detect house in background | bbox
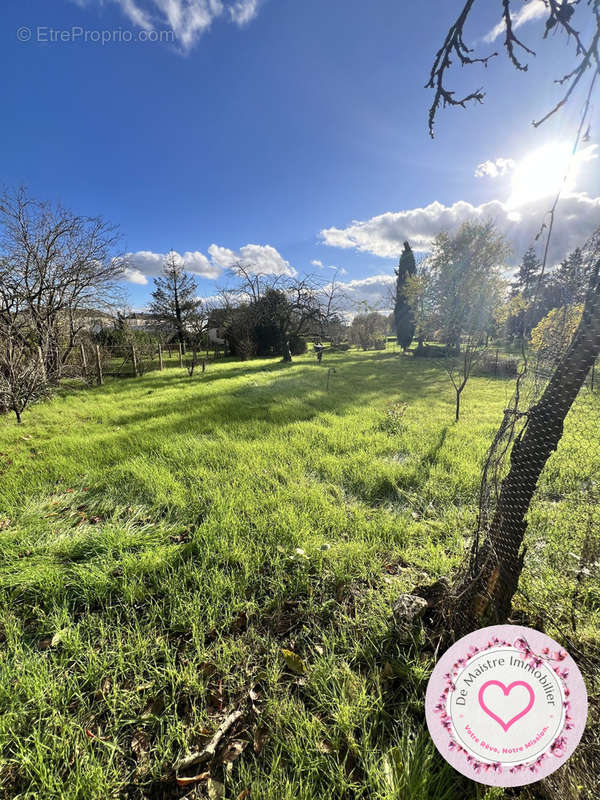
[124,312,163,334]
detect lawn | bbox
[0,349,598,800]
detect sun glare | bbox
[507,141,592,209]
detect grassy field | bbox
[0,349,598,800]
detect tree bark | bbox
[452,255,600,636]
[282,339,292,362]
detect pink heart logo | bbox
[478,680,535,732]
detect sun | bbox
[507,141,590,209]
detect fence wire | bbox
[454,229,600,799]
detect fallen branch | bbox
[174,709,243,772]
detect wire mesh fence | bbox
[445,229,600,798]
[55,340,228,383]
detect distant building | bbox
[124,313,163,333]
[207,309,228,345]
[75,309,116,334]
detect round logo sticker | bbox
[425,625,588,786]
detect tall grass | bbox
[0,350,596,799]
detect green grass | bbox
[0,349,598,799]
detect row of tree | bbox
[390,221,595,420]
[148,259,345,362]
[393,223,593,359]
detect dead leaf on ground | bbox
[253,727,269,754]
[142,697,165,718]
[316,741,334,754]
[232,611,248,632]
[207,679,224,714]
[281,649,306,675]
[221,739,247,764]
[175,771,210,786]
[237,790,251,800]
[131,730,149,759]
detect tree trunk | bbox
[14,407,22,424]
[282,339,292,362]
[452,256,600,636]
[455,389,461,422]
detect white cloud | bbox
[333,274,396,315]
[122,243,294,284]
[196,293,222,306]
[484,0,546,43]
[123,249,220,283]
[321,193,600,267]
[475,157,516,178]
[311,258,347,275]
[74,0,261,49]
[208,243,296,276]
[229,0,260,25]
[123,267,150,285]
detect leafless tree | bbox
[318,272,347,339]
[0,187,125,381]
[222,266,334,362]
[428,0,600,136]
[0,280,48,423]
[444,332,488,422]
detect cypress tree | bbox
[394,241,417,349]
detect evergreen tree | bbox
[394,241,417,349]
[507,247,543,341]
[553,247,588,305]
[149,252,200,352]
[513,246,541,298]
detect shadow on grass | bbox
[56,354,454,462]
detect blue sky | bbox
[3,0,599,312]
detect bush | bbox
[330,342,351,351]
[413,344,449,358]
[290,335,307,356]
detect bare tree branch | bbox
[428,0,600,136]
